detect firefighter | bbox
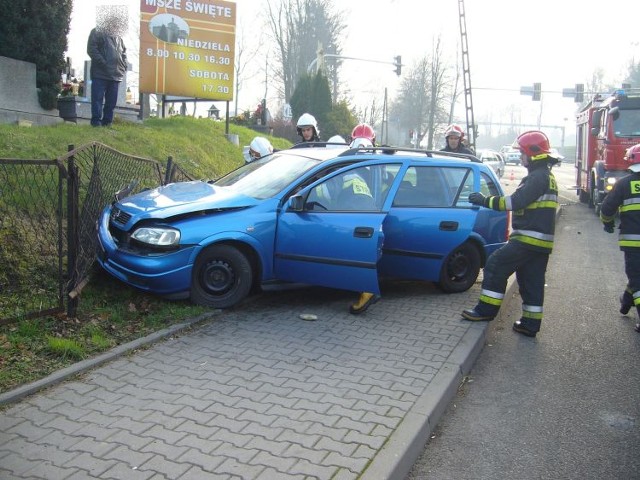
[461,130,559,338]
[600,143,640,333]
[243,136,273,163]
[441,124,474,155]
[346,124,381,314]
[351,123,376,145]
[296,113,321,143]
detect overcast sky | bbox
[67,0,640,145]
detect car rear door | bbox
[273,162,396,294]
[378,164,478,281]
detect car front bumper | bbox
[96,207,194,297]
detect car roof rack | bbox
[289,141,347,149]
[337,146,481,163]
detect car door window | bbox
[393,166,462,207]
[305,164,395,212]
[455,169,501,206]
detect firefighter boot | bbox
[349,292,380,315]
[620,290,633,315]
[512,318,541,338]
[635,306,640,333]
[461,305,497,322]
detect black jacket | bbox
[485,161,558,252]
[87,28,127,82]
[601,171,640,250]
[440,144,474,155]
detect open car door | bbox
[273,164,388,294]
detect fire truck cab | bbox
[575,89,640,214]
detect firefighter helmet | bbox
[515,130,552,160]
[351,123,376,143]
[327,135,346,148]
[350,137,374,149]
[625,143,640,172]
[296,113,319,137]
[249,136,273,157]
[444,124,464,139]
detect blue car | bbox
[96,145,509,308]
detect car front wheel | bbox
[191,244,253,308]
[437,242,481,293]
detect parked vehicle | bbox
[96,145,509,308]
[476,149,505,178]
[575,89,640,214]
[504,149,521,165]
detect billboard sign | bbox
[139,0,236,101]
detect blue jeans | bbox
[91,78,120,126]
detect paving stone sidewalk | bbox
[0,278,513,480]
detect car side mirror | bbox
[288,194,304,212]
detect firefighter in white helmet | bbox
[243,136,273,163]
[296,113,320,143]
[601,143,640,333]
[441,124,474,155]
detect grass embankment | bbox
[0,116,291,394]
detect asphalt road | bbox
[406,165,640,479]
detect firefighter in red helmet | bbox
[351,123,376,145]
[441,124,474,155]
[600,143,640,333]
[461,130,559,337]
[348,122,380,314]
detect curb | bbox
[0,311,219,406]
[368,203,562,479]
[361,275,518,480]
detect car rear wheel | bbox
[191,244,253,308]
[437,242,481,293]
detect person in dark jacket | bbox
[87,7,128,127]
[440,124,474,155]
[461,130,559,337]
[600,143,640,333]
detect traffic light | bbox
[394,55,402,76]
[533,82,541,101]
[575,83,584,103]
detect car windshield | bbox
[213,152,320,199]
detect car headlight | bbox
[131,227,181,246]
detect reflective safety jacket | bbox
[484,163,558,252]
[600,171,640,251]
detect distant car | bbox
[96,144,509,308]
[504,149,521,165]
[477,149,505,178]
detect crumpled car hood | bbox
[118,181,258,219]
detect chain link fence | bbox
[0,142,195,324]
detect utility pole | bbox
[457,0,477,151]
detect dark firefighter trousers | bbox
[477,241,550,331]
[623,249,640,315]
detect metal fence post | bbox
[165,156,173,185]
[66,144,79,317]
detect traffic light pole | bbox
[307,54,402,76]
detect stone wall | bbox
[0,56,62,126]
[0,56,140,126]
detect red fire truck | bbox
[575,89,640,214]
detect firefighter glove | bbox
[603,221,615,234]
[468,192,488,207]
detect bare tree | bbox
[390,38,454,148]
[234,25,262,115]
[264,0,344,102]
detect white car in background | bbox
[476,149,505,178]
